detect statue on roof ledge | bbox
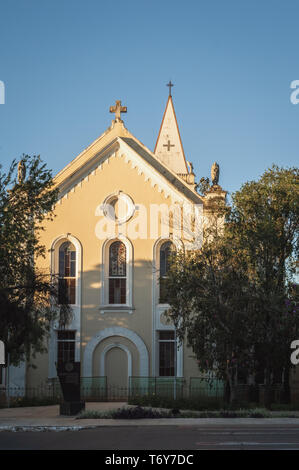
[211,162,220,186]
[17,159,26,184]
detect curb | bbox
[2,417,299,431]
[0,425,97,432]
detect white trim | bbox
[99,308,134,315]
[154,237,183,308]
[101,236,133,310]
[48,234,82,378]
[100,343,132,380]
[152,237,184,376]
[83,327,149,377]
[56,140,119,201]
[155,330,183,378]
[55,137,203,209]
[176,341,183,377]
[102,191,135,225]
[118,139,201,205]
[50,233,82,307]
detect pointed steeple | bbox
[154,83,188,174]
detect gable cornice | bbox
[54,136,204,209]
[56,138,120,199]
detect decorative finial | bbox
[187,161,194,174]
[109,100,127,122]
[166,80,174,97]
[211,162,220,186]
[17,159,26,184]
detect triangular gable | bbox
[120,137,202,204]
[53,122,203,206]
[154,95,188,174]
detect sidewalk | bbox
[1,403,299,431]
[0,402,125,431]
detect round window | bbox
[102,192,135,224]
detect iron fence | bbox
[129,376,185,399]
[0,382,62,407]
[189,376,225,399]
[107,385,129,401]
[1,377,298,406]
[80,377,107,401]
[0,377,108,405]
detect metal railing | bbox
[189,376,225,399]
[1,377,298,406]
[129,376,185,399]
[80,377,107,401]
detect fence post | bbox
[6,354,10,408]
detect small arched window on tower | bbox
[58,241,76,305]
[109,241,127,304]
[159,241,175,304]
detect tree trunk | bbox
[226,369,235,405]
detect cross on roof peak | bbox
[109,100,127,122]
[166,80,174,97]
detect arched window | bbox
[159,241,175,304]
[109,241,127,304]
[58,241,76,305]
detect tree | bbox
[165,230,258,403]
[196,177,211,196]
[227,165,299,399]
[0,155,72,366]
[165,165,299,403]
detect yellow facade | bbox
[24,97,226,394]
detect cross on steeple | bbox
[109,100,127,122]
[154,82,189,173]
[163,139,175,151]
[166,80,174,96]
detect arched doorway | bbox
[105,346,128,400]
[83,327,149,401]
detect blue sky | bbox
[0,0,298,196]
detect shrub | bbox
[78,406,173,419]
[77,406,272,419]
[111,406,172,419]
[270,403,299,411]
[128,395,224,411]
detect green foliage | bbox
[226,166,299,387]
[165,165,299,401]
[77,406,272,419]
[78,406,174,419]
[0,155,72,366]
[128,395,224,410]
[196,177,211,196]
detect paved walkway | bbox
[1,403,299,431]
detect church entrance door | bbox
[105,346,128,400]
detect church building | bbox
[8,86,227,397]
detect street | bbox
[1,424,299,450]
